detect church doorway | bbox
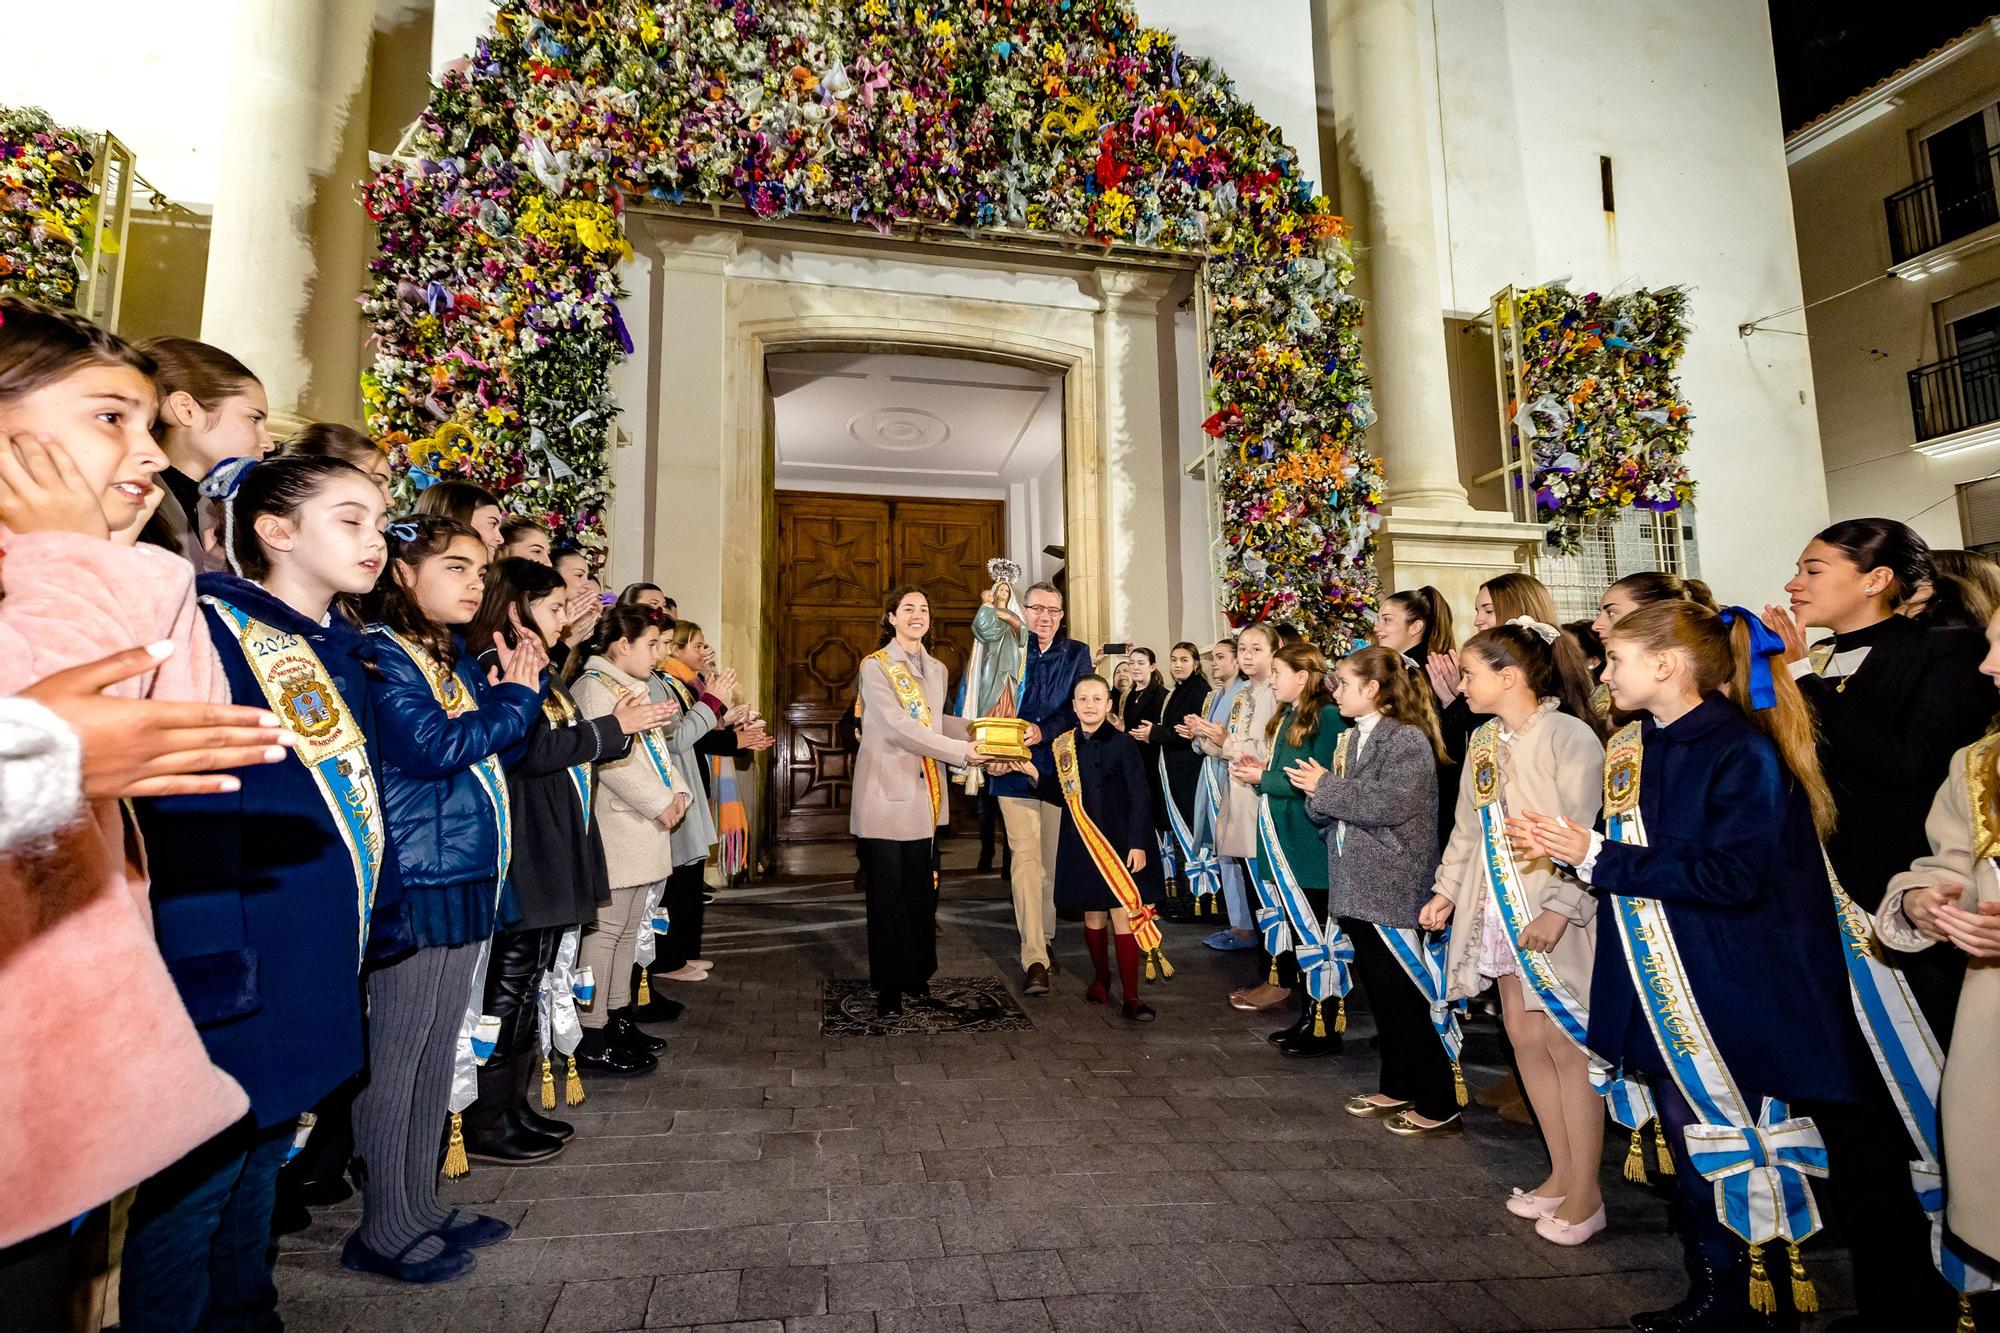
[764,350,1067,847]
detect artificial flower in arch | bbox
[363,0,1382,644]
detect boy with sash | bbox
[1023,675,1168,1021]
[1515,602,1872,1325]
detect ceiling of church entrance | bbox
[767,351,1063,497]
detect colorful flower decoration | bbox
[364,0,1382,645]
[1506,283,1695,553]
[0,106,98,309]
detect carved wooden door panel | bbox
[774,493,1005,842]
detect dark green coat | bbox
[1256,704,1347,889]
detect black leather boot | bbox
[576,1025,656,1077]
[1266,988,1312,1045]
[610,1010,667,1054]
[511,1027,573,1143]
[1277,998,1343,1058]
[460,1055,564,1163]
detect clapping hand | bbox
[1506,811,1591,866]
[1759,604,1809,664]
[488,611,550,689]
[1284,757,1327,793]
[1228,755,1265,786]
[1130,721,1153,742]
[1909,884,2000,958]
[1426,650,1461,706]
[611,693,678,735]
[708,666,739,702]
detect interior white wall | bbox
[1418,0,1826,605]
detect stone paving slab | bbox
[275,872,1860,1331]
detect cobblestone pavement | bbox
[274,871,1861,1331]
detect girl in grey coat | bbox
[1287,647,1459,1135]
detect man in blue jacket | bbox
[988,580,1092,994]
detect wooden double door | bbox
[773,491,1005,841]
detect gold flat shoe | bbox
[1384,1111,1463,1138]
[1345,1096,1411,1120]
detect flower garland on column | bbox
[363,0,1381,645]
[1510,283,1695,553]
[0,106,98,309]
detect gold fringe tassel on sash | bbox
[566,1060,586,1106]
[1960,1295,1978,1333]
[638,970,652,1006]
[1451,1063,1468,1108]
[1747,1243,1775,1314]
[1334,998,1347,1034]
[1623,1130,1648,1184]
[1786,1242,1819,1313]
[443,1113,470,1179]
[1311,1000,1326,1038]
[541,1056,556,1110]
[1653,1121,1676,1176]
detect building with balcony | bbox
[1790,16,2000,551]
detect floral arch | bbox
[363,0,1381,643]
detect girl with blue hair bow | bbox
[1512,600,1871,1329]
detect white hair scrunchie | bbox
[1507,615,1561,645]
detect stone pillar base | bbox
[1376,509,1548,629]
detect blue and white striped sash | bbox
[1254,794,1352,1004]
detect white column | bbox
[1091,267,1178,648]
[1322,0,1464,513]
[199,0,375,425]
[430,0,497,73]
[637,220,741,637]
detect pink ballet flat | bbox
[1505,1188,1563,1220]
[1534,1205,1607,1246]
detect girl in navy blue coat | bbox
[1512,601,1870,1329]
[348,514,546,1284]
[120,455,406,1330]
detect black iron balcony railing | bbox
[1910,348,2000,441]
[1886,145,2000,264]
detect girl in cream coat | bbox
[1877,736,2000,1266]
[569,608,689,1074]
[1419,622,1608,1244]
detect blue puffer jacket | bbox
[367,627,544,948]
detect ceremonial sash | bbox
[208,597,382,965]
[1375,925,1468,1106]
[542,688,593,830]
[1832,741,1998,1319]
[865,649,943,827]
[374,628,513,888]
[1186,685,1230,916]
[1054,731,1173,980]
[1602,721,1828,1314]
[1254,781,1351,1032]
[538,926,588,1108]
[1469,721,1662,1174]
[1160,750,1220,906]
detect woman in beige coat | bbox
[852,586,989,1018]
[1190,623,1284,1010]
[1418,622,1608,1241]
[1877,735,2000,1267]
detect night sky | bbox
[1770,1,1999,132]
